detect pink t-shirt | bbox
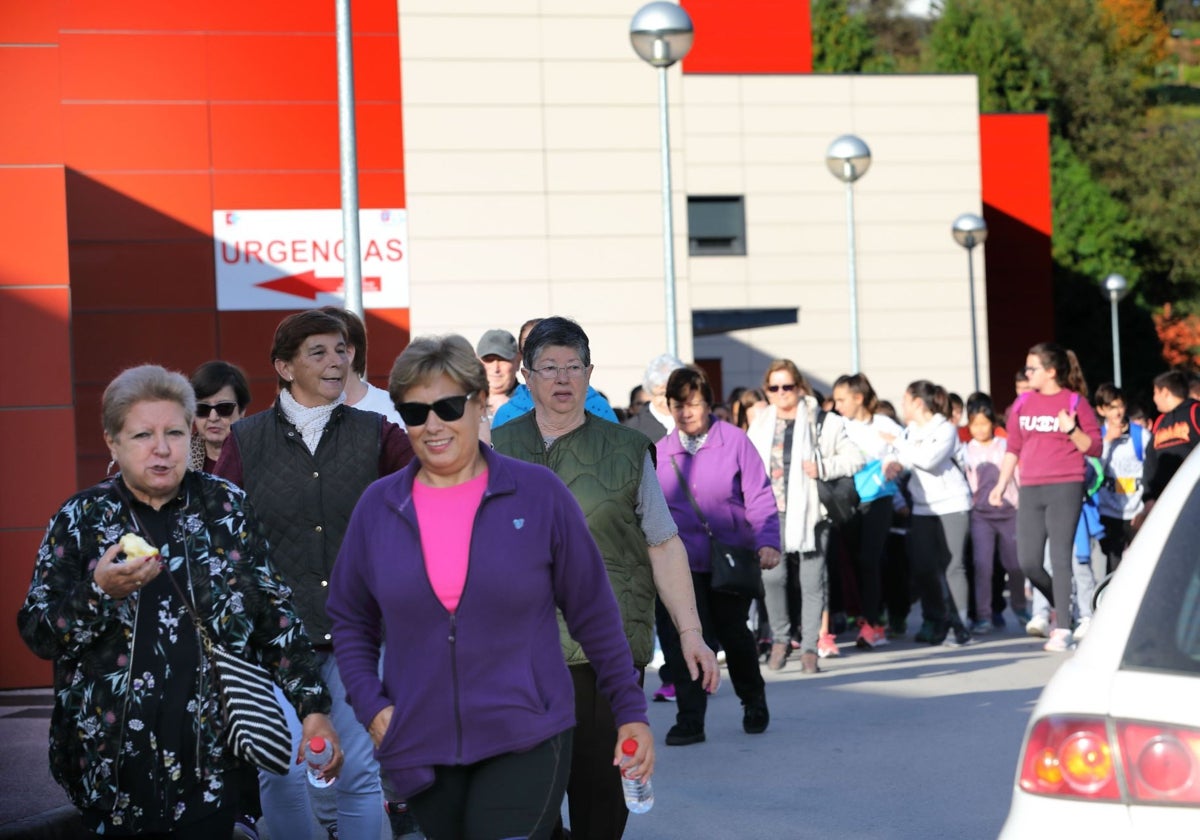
[1006,390,1102,486]
[412,470,488,613]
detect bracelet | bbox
[1065,423,1078,435]
[679,627,702,637]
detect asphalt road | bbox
[626,632,1064,840]
[2,628,1064,840]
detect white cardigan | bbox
[747,396,864,553]
[891,414,972,516]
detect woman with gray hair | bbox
[19,364,338,838]
[624,352,686,444]
[327,334,649,840]
[494,317,718,840]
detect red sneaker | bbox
[817,633,840,658]
[855,620,890,649]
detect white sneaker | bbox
[1073,617,1091,641]
[1026,614,1051,638]
[1044,628,1073,652]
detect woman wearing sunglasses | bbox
[188,360,251,472]
[747,359,863,673]
[327,334,650,840]
[214,309,413,840]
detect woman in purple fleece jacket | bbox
[326,335,649,840]
[654,367,781,747]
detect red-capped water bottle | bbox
[619,738,653,813]
[306,736,334,788]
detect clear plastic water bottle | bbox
[306,736,334,788]
[620,738,654,814]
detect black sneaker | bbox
[742,702,769,735]
[944,623,973,648]
[665,722,706,746]
[914,620,938,643]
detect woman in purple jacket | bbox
[326,334,650,840]
[654,367,781,747]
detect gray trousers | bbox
[762,547,826,654]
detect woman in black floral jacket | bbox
[18,364,339,839]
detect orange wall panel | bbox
[66,171,214,241]
[0,288,73,407]
[62,104,212,171]
[682,0,812,74]
[0,3,59,43]
[0,47,65,163]
[980,113,1052,236]
[0,530,55,689]
[72,310,218,384]
[60,0,206,32]
[209,103,341,170]
[59,33,207,102]
[0,168,70,286]
[206,34,401,102]
[0,409,79,528]
[205,0,397,34]
[70,241,216,311]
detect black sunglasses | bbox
[196,401,238,418]
[766,384,797,393]
[396,392,476,427]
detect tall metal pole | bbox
[1110,292,1123,388]
[656,62,678,359]
[335,0,363,317]
[844,166,859,373]
[966,247,980,393]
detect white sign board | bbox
[213,209,408,310]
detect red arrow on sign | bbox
[256,271,382,300]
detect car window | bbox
[1121,478,1200,676]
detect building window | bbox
[687,196,746,256]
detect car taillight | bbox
[1118,722,1200,804]
[1019,717,1120,800]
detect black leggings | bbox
[408,730,572,840]
[1017,482,1084,626]
[842,497,893,626]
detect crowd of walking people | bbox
[18,306,1200,840]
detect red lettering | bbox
[334,240,345,262]
[244,241,263,263]
[266,240,287,262]
[220,242,241,264]
[313,240,329,261]
[364,240,383,261]
[386,239,403,261]
[291,240,308,263]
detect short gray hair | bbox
[389,334,488,407]
[522,317,591,371]
[643,353,686,391]
[102,365,196,438]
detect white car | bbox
[1000,447,1200,837]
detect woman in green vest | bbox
[493,316,719,840]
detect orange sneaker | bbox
[855,620,890,649]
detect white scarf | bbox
[279,388,345,455]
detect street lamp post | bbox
[952,213,988,394]
[825,135,872,373]
[1103,273,1129,387]
[630,2,694,359]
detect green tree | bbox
[925,0,1045,112]
[812,0,875,72]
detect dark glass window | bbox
[688,196,746,256]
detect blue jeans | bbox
[259,652,383,840]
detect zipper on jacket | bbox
[449,613,463,762]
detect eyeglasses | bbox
[395,392,476,427]
[766,384,797,393]
[196,401,238,418]
[528,364,588,381]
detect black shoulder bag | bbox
[670,457,761,598]
[813,409,861,527]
